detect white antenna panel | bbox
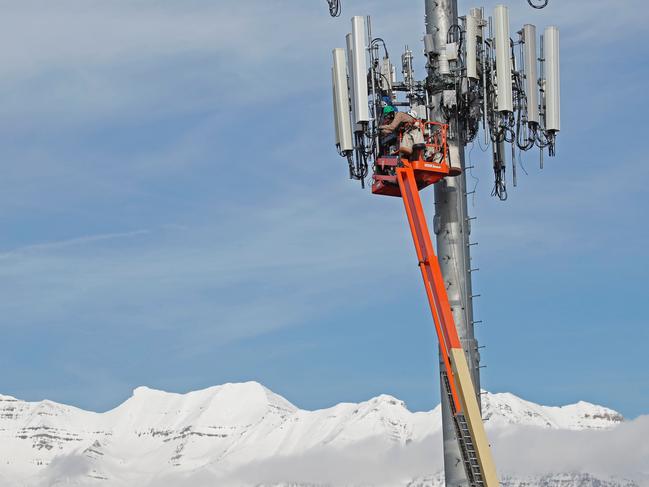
[465,14,478,79]
[522,24,539,124]
[332,48,354,152]
[469,7,483,19]
[544,26,560,132]
[351,16,370,125]
[345,33,359,131]
[494,5,513,112]
[438,45,450,75]
[380,57,393,91]
[331,68,340,146]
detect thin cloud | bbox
[0,229,149,259]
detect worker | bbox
[379,108,425,160]
[380,103,397,126]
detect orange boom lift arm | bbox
[371,121,499,487]
[397,165,498,487]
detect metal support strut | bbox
[396,166,499,487]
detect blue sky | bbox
[0,0,647,418]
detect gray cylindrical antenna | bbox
[345,33,359,132]
[438,45,450,75]
[469,7,483,20]
[380,57,393,91]
[544,26,560,132]
[332,48,354,152]
[465,14,479,79]
[494,4,513,112]
[522,24,539,124]
[402,47,414,91]
[351,16,370,125]
[331,68,340,147]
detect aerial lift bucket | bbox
[372,122,451,197]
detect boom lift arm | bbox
[397,164,498,487]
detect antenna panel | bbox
[380,57,393,91]
[351,16,370,124]
[345,33,360,131]
[331,68,340,146]
[466,14,478,79]
[332,48,354,152]
[522,24,539,124]
[494,4,513,112]
[544,26,560,131]
[438,45,450,75]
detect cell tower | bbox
[330,2,560,487]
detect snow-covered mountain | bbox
[481,391,624,430]
[0,382,643,487]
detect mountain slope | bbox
[482,391,624,430]
[0,382,642,487]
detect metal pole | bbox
[425,1,481,486]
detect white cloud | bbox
[140,417,649,486]
[491,417,649,485]
[0,181,415,351]
[0,230,149,259]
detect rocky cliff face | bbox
[0,383,642,487]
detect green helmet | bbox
[383,105,396,115]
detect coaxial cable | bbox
[326,0,341,17]
[527,0,548,9]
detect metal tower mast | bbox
[425,2,481,486]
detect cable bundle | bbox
[327,0,341,17]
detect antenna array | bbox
[331,5,561,199]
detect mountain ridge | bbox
[0,381,641,487]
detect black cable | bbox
[327,0,341,17]
[350,132,369,187]
[527,0,548,8]
[371,38,389,58]
[346,153,354,179]
[491,167,507,201]
[517,147,529,176]
[447,24,463,46]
